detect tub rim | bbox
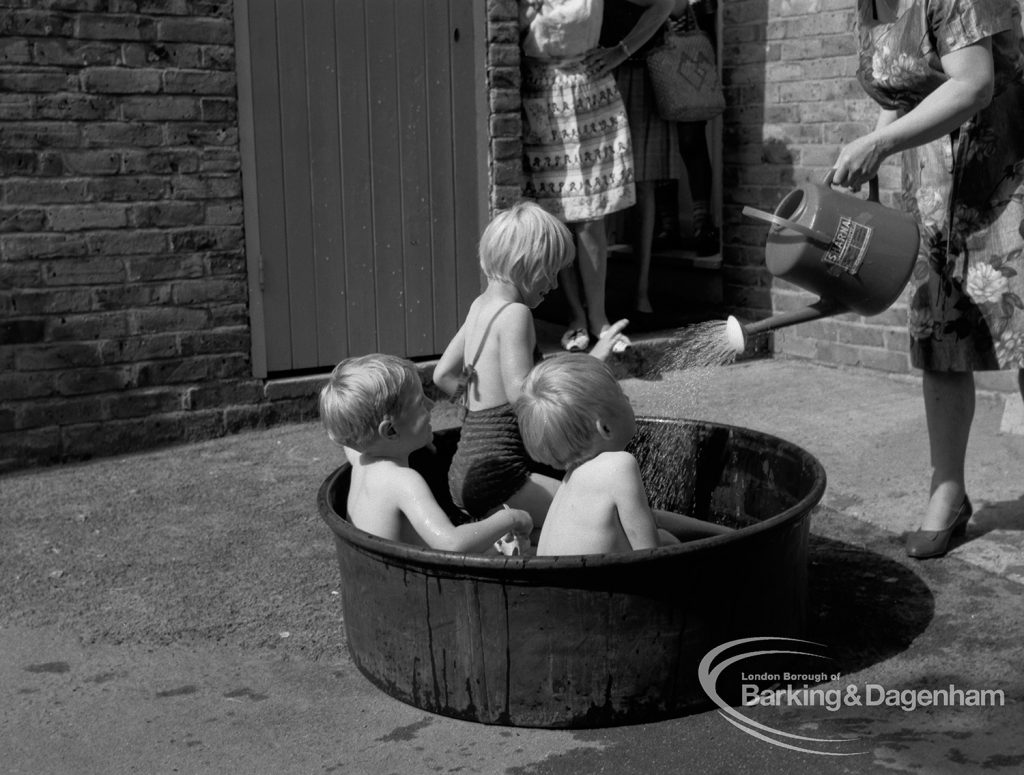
[317,416,826,573]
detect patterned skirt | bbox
[521,56,636,222]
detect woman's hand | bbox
[583,44,629,79]
[831,132,889,192]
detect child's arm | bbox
[653,509,734,539]
[605,452,661,551]
[433,323,468,397]
[497,304,540,403]
[397,469,533,552]
[589,318,630,361]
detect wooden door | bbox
[236,0,487,376]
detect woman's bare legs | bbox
[633,181,657,314]
[558,261,588,337]
[572,218,612,334]
[921,369,975,530]
[559,218,611,341]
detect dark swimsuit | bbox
[447,304,536,519]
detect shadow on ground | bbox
[807,532,933,674]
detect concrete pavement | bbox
[2,355,1023,774]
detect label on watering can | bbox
[822,216,872,275]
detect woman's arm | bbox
[432,323,468,397]
[832,39,995,189]
[585,0,675,78]
[399,472,533,552]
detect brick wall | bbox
[720,0,914,374]
[0,1,529,473]
[6,1,1006,472]
[486,0,523,213]
[0,0,315,472]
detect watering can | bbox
[726,171,920,352]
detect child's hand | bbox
[494,508,534,556]
[506,508,534,535]
[591,318,631,360]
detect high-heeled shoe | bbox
[905,495,973,559]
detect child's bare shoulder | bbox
[357,459,423,497]
[579,450,639,478]
[373,460,425,487]
[494,300,532,327]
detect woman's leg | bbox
[676,121,718,256]
[573,218,612,334]
[633,181,657,314]
[558,261,588,336]
[920,369,975,530]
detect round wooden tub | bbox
[317,418,826,728]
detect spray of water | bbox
[627,319,745,523]
[650,319,742,373]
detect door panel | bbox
[237,0,486,375]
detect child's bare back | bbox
[537,450,662,555]
[346,453,437,547]
[456,295,536,410]
[517,354,734,557]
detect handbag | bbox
[644,7,725,123]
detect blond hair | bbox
[319,354,420,450]
[479,201,574,296]
[516,354,625,470]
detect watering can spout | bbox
[726,299,842,353]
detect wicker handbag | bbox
[644,9,725,122]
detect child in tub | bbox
[515,354,733,555]
[433,201,630,526]
[319,353,533,553]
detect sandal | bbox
[561,327,590,352]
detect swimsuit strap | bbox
[452,302,516,406]
[467,301,515,369]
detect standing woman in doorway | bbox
[832,0,1024,558]
[519,0,674,352]
[601,0,682,323]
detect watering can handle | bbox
[824,169,880,202]
[741,206,833,245]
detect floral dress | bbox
[857,0,1024,370]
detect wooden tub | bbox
[317,418,826,728]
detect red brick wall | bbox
[721,0,912,373]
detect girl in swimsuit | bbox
[433,201,630,525]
